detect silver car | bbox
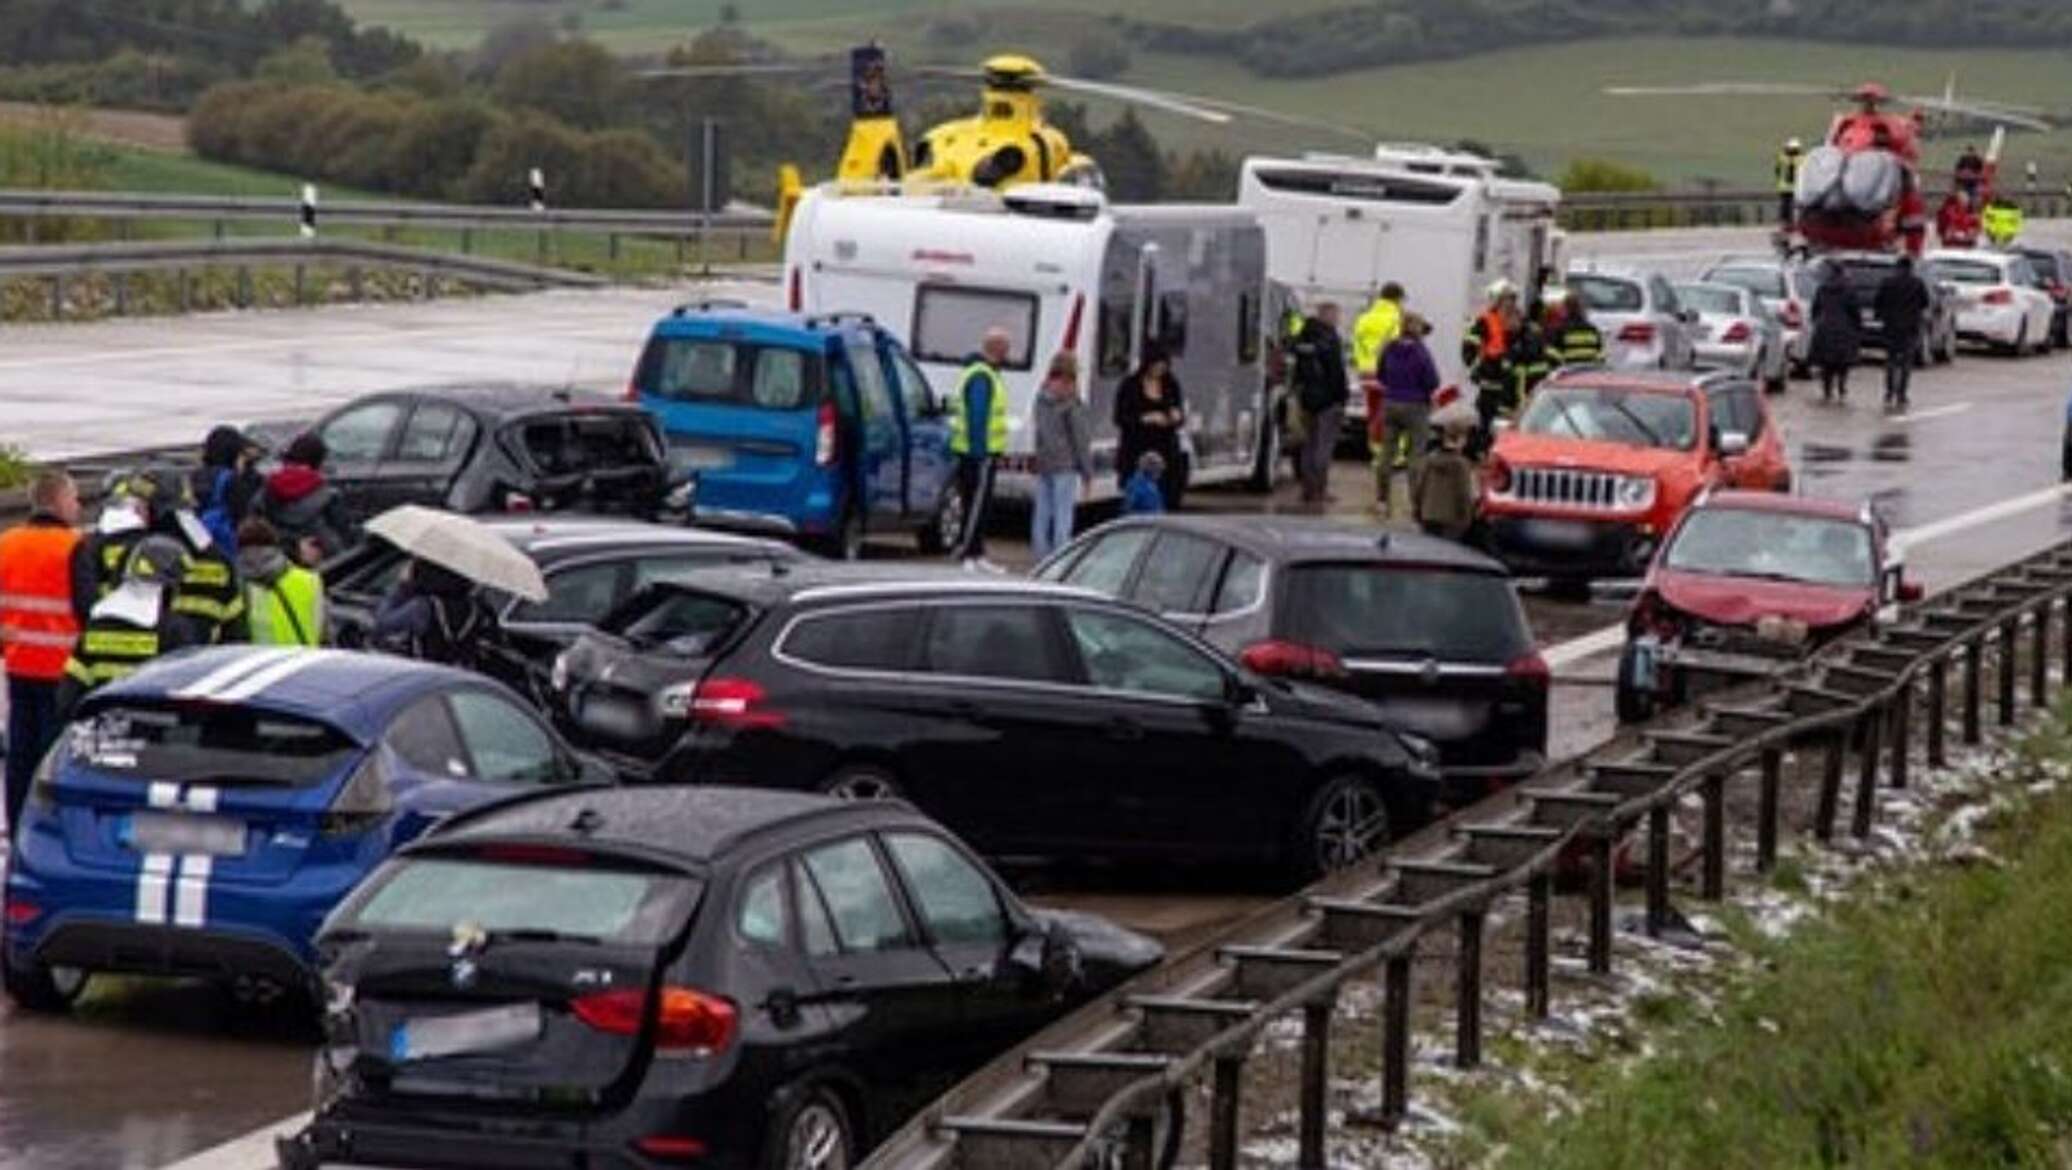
[1566,265,1697,371]
[1676,281,1789,393]
[1699,255,1818,377]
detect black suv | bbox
[283,786,1161,1170]
[327,516,798,706]
[1036,516,1547,806]
[287,383,676,523]
[552,566,1440,879]
[1824,252,1957,366]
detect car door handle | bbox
[1105,717,1144,742]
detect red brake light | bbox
[1486,457,1512,494]
[574,987,736,1055]
[474,843,591,866]
[1616,322,1656,344]
[1061,292,1085,353]
[685,676,786,729]
[4,901,40,926]
[633,1135,711,1163]
[504,491,535,513]
[1720,321,1752,343]
[1506,651,1551,687]
[1780,302,1803,329]
[1632,591,1683,639]
[787,266,802,312]
[815,401,838,467]
[625,376,641,403]
[1984,288,2014,305]
[1239,640,1347,680]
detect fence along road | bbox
[852,537,2072,1170]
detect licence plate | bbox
[391,1002,542,1063]
[123,812,247,856]
[1521,519,1595,550]
[578,695,645,739]
[672,444,734,472]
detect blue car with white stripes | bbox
[2,646,606,1012]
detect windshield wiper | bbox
[1606,400,1667,447]
[1542,393,1588,440]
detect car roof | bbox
[1541,366,1726,395]
[1695,490,1867,524]
[377,382,648,421]
[649,302,881,345]
[1087,514,1507,573]
[85,647,486,739]
[1928,248,2015,267]
[1568,264,1649,283]
[653,561,1106,607]
[428,784,938,866]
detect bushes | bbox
[188,82,686,207]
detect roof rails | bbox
[803,310,878,330]
[672,297,752,316]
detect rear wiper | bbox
[479,927,606,949]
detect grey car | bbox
[1566,265,1698,371]
[1699,255,1819,378]
[1676,281,1789,393]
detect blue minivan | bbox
[630,303,958,559]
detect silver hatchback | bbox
[1676,281,1789,393]
[1566,266,1698,371]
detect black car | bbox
[552,566,1440,879]
[283,785,1162,1170]
[1035,516,1547,806]
[287,383,676,523]
[326,516,800,705]
[2012,245,2072,348]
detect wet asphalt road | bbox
[5,226,2072,1169]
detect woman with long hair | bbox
[1113,344,1187,510]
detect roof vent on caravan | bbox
[1002,183,1106,221]
[1370,142,1500,179]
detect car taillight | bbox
[1984,288,2014,305]
[659,676,786,729]
[320,750,394,838]
[787,266,802,311]
[1617,322,1656,344]
[624,377,641,403]
[815,401,838,467]
[633,1135,710,1164]
[504,491,535,513]
[1506,651,1551,687]
[1720,321,1752,343]
[1780,302,1803,329]
[1239,640,1347,680]
[4,901,40,926]
[572,987,736,1056]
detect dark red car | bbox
[1615,491,1922,721]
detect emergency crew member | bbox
[1551,290,1605,365]
[1775,138,1803,228]
[57,536,196,718]
[951,327,1013,570]
[72,466,244,645]
[1955,145,1986,205]
[1353,283,1407,485]
[237,519,325,647]
[1,470,81,839]
[1982,198,2024,247]
[1462,281,1520,454]
[1507,313,1560,409]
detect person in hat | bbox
[237,518,326,648]
[190,424,264,557]
[70,465,244,646]
[1122,450,1167,515]
[256,433,358,563]
[57,535,201,718]
[1411,406,1482,543]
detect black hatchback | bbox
[282,786,1160,1170]
[551,566,1441,879]
[1035,516,1547,808]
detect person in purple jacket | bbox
[1375,313,1441,517]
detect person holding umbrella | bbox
[360,505,548,673]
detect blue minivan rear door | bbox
[844,338,906,522]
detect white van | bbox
[782,182,1275,501]
[1238,145,1563,429]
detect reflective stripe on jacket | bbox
[949,361,1010,457]
[1775,151,1800,193]
[0,519,82,679]
[1553,322,1605,365]
[62,622,161,691]
[246,567,325,647]
[174,551,244,640]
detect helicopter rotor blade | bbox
[634,62,823,80]
[1603,82,1840,98]
[1899,95,2053,132]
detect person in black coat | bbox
[1113,344,1188,510]
[1809,263,1861,404]
[1872,256,1930,411]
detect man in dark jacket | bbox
[189,425,263,555]
[257,434,358,560]
[1873,257,1930,411]
[1291,302,1349,505]
[71,466,244,646]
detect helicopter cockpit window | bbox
[912,286,1038,372]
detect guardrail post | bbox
[1209,1053,1243,1170]
[213,218,225,240]
[2032,603,2050,707]
[1455,910,1483,1069]
[1963,637,1983,745]
[609,232,621,263]
[1815,731,1845,841]
[537,229,548,264]
[1381,950,1413,1131]
[1645,805,1671,937]
[676,234,687,267]
[1851,707,1883,840]
[1757,748,1782,872]
[1701,772,1726,900]
[1525,871,1551,1019]
[113,272,129,317]
[294,264,306,307]
[48,274,62,320]
[236,265,251,309]
[460,228,474,255]
[1928,657,1948,767]
[348,266,363,302]
[1588,832,1614,975]
[1890,680,1912,789]
[177,269,191,314]
[1300,997,1334,1164]
[1998,618,2018,726]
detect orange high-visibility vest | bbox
[0,521,82,680]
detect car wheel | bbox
[917,484,964,556]
[2007,320,2029,358]
[1292,774,1392,880]
[764,1084,854,1170]
[818,507,864,562]
[821,766,900,802]
[1614,643,1656,725]
[2,951,87,1014]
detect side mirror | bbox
[1225,676,1260,709]
[1718,430,1750,457]
[1008,919,1082,1001]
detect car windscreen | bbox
[1937,259,2003,286]
[66,702,359,786]
[1285,565,1532,662]
[1570,275,1644,312]
[1677,285,1743,315]
[635,337,826,410]
[1664,509,1876,588]
[2021,252,2062,281]
[1705,266,1786,299]
[509,413,662,475]
[339,855,701,947]
[604,585,753,655]
[1518,387,1696,450]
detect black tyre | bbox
[2006,320,2029,358]
[1290,774,1392,881]
[1246,406,1282,493]
[1614,643,1656,725]
[2,950,87,1014]
[816,507,864,562]
[762,1083,854,1170]
[820,765,900,802]
[916,484,964,556]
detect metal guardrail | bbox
[1559,186,2072,232]
[857,538,2072,1170]
[0,188,772,236]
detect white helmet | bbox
[1786,137,1804,152]
[1486,277,1518,302]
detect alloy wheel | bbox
[786,1102,849,1170]
[1313,782,1389,872]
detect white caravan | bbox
[782,182,1274,501]
[1238,145,1564,425]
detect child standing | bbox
[1123,450,1167,515]
[1411,410,1480,542]
[1030,352,1093,559]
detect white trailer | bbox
[782,182,1274,501]
[1238,145,1563,424]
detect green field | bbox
[98,148,385,200]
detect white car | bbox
[1676,281,1789,393]
[1567,266,1698,371]
[1701,255,1818,377]
[1927,249,2058,356]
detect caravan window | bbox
[1098,299,1132,377]
[1156,291,1189,357]
[912,286,1038,372]
[1237,290,1260,364]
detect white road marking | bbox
[1893,401,1974,425]
[1545,624,1628,671]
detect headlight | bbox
[1616,476,1656,509]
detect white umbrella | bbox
[364,505,549,603]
